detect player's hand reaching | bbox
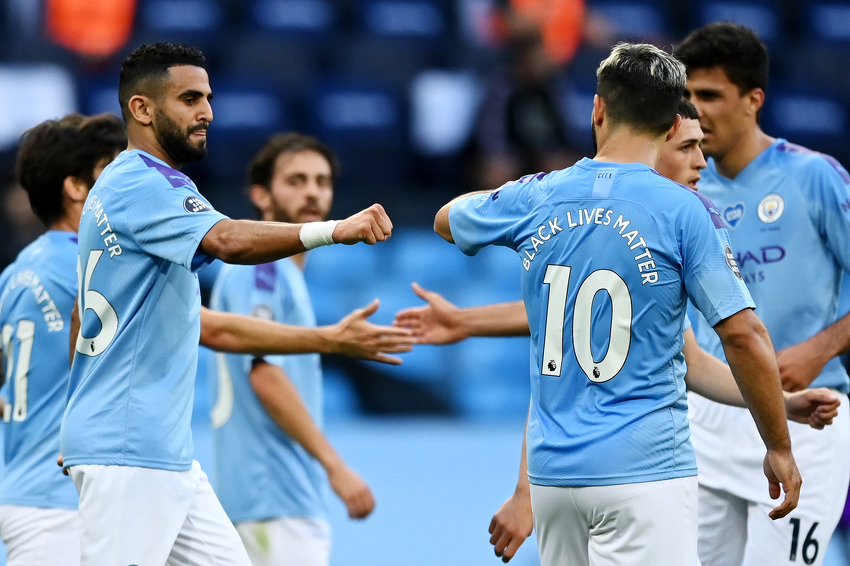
[331,300,414,364]
[763,449,802,520]
[784,388,841,429]
[393,283,469,344]
[333,204,393,245]
[489,486,534,563]
[327,462,375,519]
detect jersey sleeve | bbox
[810,156,850,274]
[679,193,756,327]
[123,182,227,273]
[448,176,543,255]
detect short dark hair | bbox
[674,23,769,95]
[118,42,206,122]
[249,133,340,189]
[678,98,699,120]
[596,43,686,135]
[15,113,127,226]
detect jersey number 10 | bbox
[541,265,632,382]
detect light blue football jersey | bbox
[689,140,850,393]
[449,159,755,487]
[209,259,327,523]
[0,231,78,509]
[60,150,227,471]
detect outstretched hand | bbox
[489,488,534,563]
[393,283,468,344]
[785,388,841,429]
[763,449,802,520]
[333,204,393,245]
[333,299,414,364]
[327,463,375,519]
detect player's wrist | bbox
[300,220,340,250]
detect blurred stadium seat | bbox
[691,0,780,42]
[587,0,671,40]
[803,2,850,42]
[762,87,849,157]
[0,64,77,151]
[410,69,482,156]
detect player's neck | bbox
[713,126,775,180]
[593,129,663,169]
[51,203,83,234]
[127,132,181,170]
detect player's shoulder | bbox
[771,140,850,186]
[102,150,198,193]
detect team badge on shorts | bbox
[724,245,742,279]
[723,202,745,228]
[184,196,213,213]
[757,194,784,223]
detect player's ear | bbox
[127,94,154,126]
[665,114,683,142]
[62,176,89,204]
[744,88,765,118]
[249,184,273,217]
[592,94,605,127]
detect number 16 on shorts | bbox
[789,518,819,565]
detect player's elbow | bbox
[434,205,454,243]
[201,220,250,264]
[715,308,771,352]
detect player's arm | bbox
[393,284,528,344]
[489,410,533,563]
[713,307,802,519]
[682,328,840,428]
[199,302,413,364]
[69,295,80,368]
[200,204,393,264]
[435,190,497,243]
[775,311,850,392]
[250,360,375,519]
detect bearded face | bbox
[153,107,208,164]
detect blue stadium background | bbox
[2,0,850,564]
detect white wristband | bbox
[300,220,339,250]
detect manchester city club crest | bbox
[757,194,785,223]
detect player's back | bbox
[450,158,752,487]
[0,231,78,509]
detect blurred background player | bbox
[675,22,850,566]
[432,42,800,566]
[0,113,119,566]
[396,96,838,562]
[210,133,380,566]
[60,42,395,565]
[0,113,411,566]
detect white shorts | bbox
[689,392,850,566]
[236,516,331,566]
[0,505,80,566]
[70,460,251,566]
[530,476,699,566]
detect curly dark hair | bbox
[118,42,206,122]
[16,113,126,226]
